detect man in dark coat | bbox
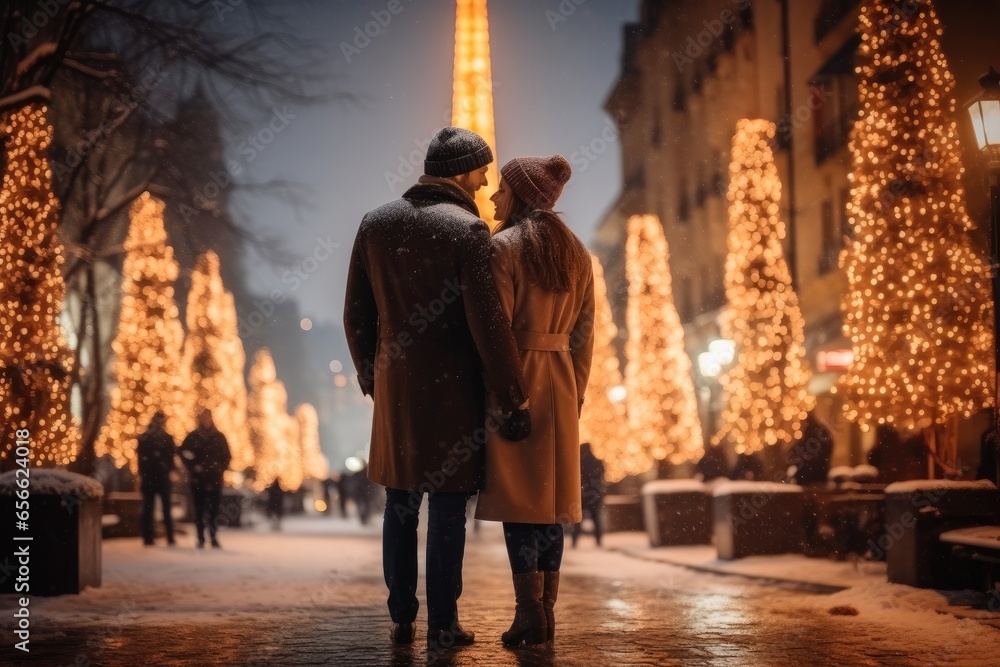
[137,411,176,546]
[695,442,729,482]
[179,409,231,548]
[785,411,834,486]
[344,127,530,647]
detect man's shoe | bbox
[196,540,206,549]
[210,536,221,548]
[390,622,415,645]
[427,623,475,649]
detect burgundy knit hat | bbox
[500,155,572,209]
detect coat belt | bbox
[514,330,570,352]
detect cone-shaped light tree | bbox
[296,403,329,481]
[624,214,704,465]
[95,193,186,472]
[715,119,814,455]
[0,105,79,471]
[248,348,300,490]
[839,0,992,454]
[581,255,651,481]
[182,251,253,472]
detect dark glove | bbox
[502,407,531,442]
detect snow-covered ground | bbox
[3,514,999,665]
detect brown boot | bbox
[542,571,559,642]
[501,572,547,648]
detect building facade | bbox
[596,0,992,468]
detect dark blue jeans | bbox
[383,488,471,628]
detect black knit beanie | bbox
[424,127,494,177]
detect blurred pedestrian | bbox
[976,421,998,484]
[786,412,833,486]
[868,425,927,484]
[571,443,606,548]
[730,452,764,481]
[695,442,729,482]
[137,411,176,546]
[179,408,231,548]
[265,479,285,530]
[334,471,350,518]
[353,465,376,525]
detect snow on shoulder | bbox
[641,479,708,495]
[884,479,997,494]
[712,481,804,496]
[0,468,104,500]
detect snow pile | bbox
[0,468,104,500]
[885,479,997,494]
[712,481,803,496]
[641,479,708,495]
[828,465,879,482]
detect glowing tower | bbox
[452,0,498,226]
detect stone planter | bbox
[602,494,644,533]
[641,480,712,547]
[0,469,103,596]
[883,480,999,589]
[713,481,805,560]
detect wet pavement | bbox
[3,518,998,666]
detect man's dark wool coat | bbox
[344,177,527,493]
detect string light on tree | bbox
[182,251,253,474]
[0,105,80,470]
[296,403,329,481]
[580,255,651,481]
[839,0,992,455]
[248,348,300,491]
[95,193,186,472]
[624,214,704,465]
[715,119,814,455]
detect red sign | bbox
[817,349,854,373]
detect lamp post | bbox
[965,66,1000,483]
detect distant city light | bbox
[314,499,328,512]
[608,385,627,403]
[334,374,348,388]
[300,318,313,331]
[329,359,343,373]
[345,456,364,472]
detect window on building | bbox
[819,199,839,275]
[678,177,691,224]
[651,109,662,148]
[677,276,695,322]
[695,162,708,207]
[672,80,687,113]
[812,37,861,164]
[815,0,862,43]
[839,186,854,241]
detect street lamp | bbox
[965,66,1000,483]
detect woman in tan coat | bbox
[475,155,595,648]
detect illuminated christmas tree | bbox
[296,403,329,481]
[624,214,704,465]
[452,0,498,225]
[580,255,650,481]
[0,105,79,471]
[715,119,814,455]
[248,348,299,490]
[839,0,992,458]
[182,251,253,473]
[95,193,186,472]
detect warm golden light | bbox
[452,0,498,226]
[248,348,302,491]
[96,193,187,472]
[580,255,651,481]
[182,251,254,474]
[715,119,814,454]
[0,104,80,470]
[839,0,993,434]
[624,215,705,465]
[296,403,329,480]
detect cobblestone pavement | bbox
[3,519,999,666]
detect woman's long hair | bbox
[498,193,590,293]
